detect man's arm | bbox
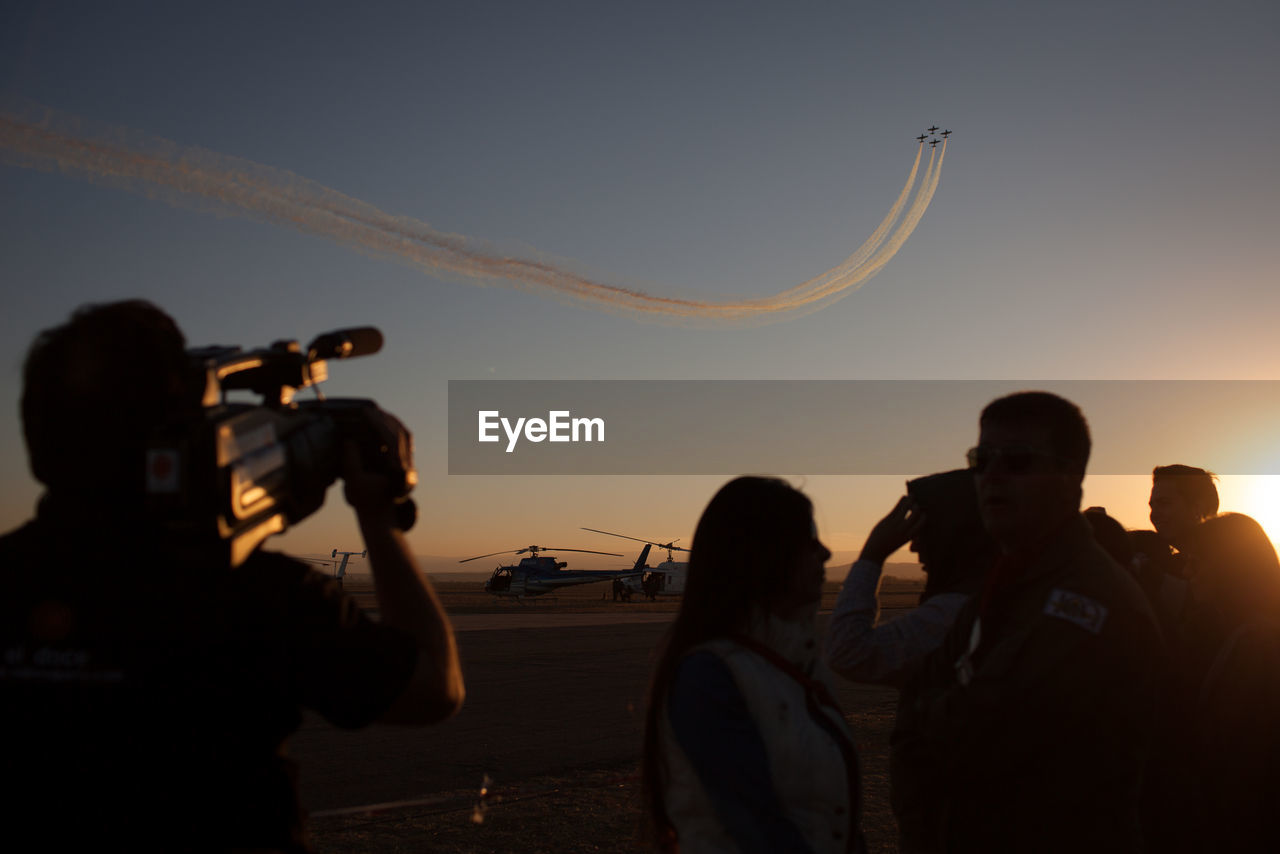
[827,495,956,685]
[342,419,464,725]
[826,557,968,684]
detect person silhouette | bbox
[642,476,861,853]
[0,300,464,852]
[827,469,994,686]
[892,391,1162,851]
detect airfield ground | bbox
[299,576,923,853]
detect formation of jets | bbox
[916,126,953,147]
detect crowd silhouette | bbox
[644,393,1278,852]
[3,301,1278,852]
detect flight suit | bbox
[891,515,1163,852]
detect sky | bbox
[2,0,1279,572]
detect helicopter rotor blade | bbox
[581,527,655,545]
[539,548,624,557]
[582,527,690,553]
[461,545,623,563]
[458,548,524,563]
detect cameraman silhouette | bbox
[0,301,464,852]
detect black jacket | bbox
[892,515,1164,853]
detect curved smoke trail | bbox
[769,143,925,307]
[0,103,946,323]
[796,140,946,306]
[771,142,940,308]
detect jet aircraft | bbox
[462,544,644,599]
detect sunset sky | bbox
[2,1,1278,571]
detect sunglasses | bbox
[966,445,1063,474]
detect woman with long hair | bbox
[1192,512,1280,628]
[641,476,862,853]
[1181,513,1280,851]
[1144,512,1280,853]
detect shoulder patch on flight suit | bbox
[1043,588,1108,634]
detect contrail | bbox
[0,103,947,323]
[773,142,941,308]
[772,143,925,306]
[801,140,947,305]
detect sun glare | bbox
[1234,475,1280,552]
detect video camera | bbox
[145,327,416,567]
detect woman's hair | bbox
[639,476,814,847]
[1195,512,1280,617]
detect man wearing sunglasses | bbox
[893,391,1162,852]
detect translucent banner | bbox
[447,380,1279,475]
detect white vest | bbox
[661,616,859,853]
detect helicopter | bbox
[460,544,643,599]
[581,528,690,600]
[299,547,366,588]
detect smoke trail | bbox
[795,140,946,306]
[0,104,946,323]
[770,142,924,307]
[772,143,938,308]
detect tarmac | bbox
[290,611,897,813]
[446,610,680,632]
